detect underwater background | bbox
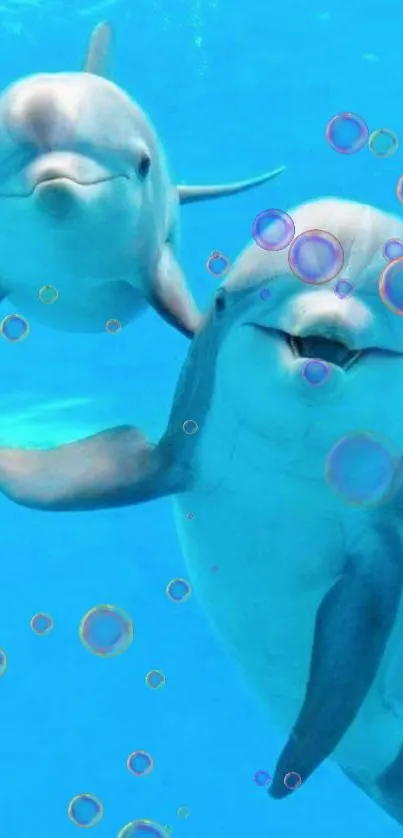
[0,0,402,835]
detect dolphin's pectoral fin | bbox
[83,21,113,77]
[148,245,202,338]
[176,166,285,204]
[269,543,402,800]
[0,426,189,512]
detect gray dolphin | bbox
[2,197,403,823]
[0,21,285,338]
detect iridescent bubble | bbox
[334,278,354,299]
[368,128,399,158]
[30,612,54,636]
[206,251,230,277]
[38,284,59,304]
[325,112,368,154]
[259,287,271,301]
[252,209,295,251]
[182,419,198,435]
[166,578,192,603]
[302,359,330,387]
[284,771,302,791]
[106,318,122,334]
[67,793,103,828]
[325,431,402,507]
[0,648,7,677]
[79,604,134,658]
[145,669,166,690]
[254,769,271,787]
[379,257,403,315]
[288,230,344,284]
[126,750,154,777]
[383,238,403,262]
[0,314,30,342]
[117,818,170,837]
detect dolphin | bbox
[2,196,403,823]
[0,21,285,338]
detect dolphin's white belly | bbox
[173,457,403,790]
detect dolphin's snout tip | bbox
[35,178,76,218]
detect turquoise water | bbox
[0,1,402,836]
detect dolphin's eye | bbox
[215,290,227,314]
[137,153,151,179]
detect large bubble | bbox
[30,612,54,636]
[325,112,368,154]
[325,431,402,506]
[252,209,295,251]
[117,818,171,837]
[166,578,192,603]
[368,128,399,157]
[288,230,344,284]
[0,314,30,342]
[79,605,134,658]
[126,750,154,777]
[379,257,403,315]
[67,793,103,828]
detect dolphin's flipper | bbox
[83,21,113,77]
[0,426,189,512]
[269,541,402,799]
[176,166,285,204]
[149,245,202,338]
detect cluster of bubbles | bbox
[325,112,399,158]
[253,769,302,792]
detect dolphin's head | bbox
[0,71,166,278]
[211,198,403,469]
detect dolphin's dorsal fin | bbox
[176,166,286,204]
[83,21,113,77]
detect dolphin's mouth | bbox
[251,325,402,369]
[287,334,361,370]
[32,172,129,192]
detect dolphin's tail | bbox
[176,166,286,204]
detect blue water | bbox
[0,0,402,835]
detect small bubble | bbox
[126,750,154,777]
[182,419,198,435]
[30,612,54,636]
[186,512,195,520]
[288,230,344,284]
[252,208,295,251]
[259,287,271,301]
[369,128,399,158]
[38,284,59,304]
[106,318,122,334]
[67,793,103,828]
[0,313,30,342]
[211,565,219,574]
[284,771,302,791]
[145,669,166,690]
[79,604,134,658]
[379,257,403,315]
[334,278,354,299]
[117,818,171,837]
[325,431,402,507]
[0,648,7,676]
[177,806,190,819]
[325,112,368,154]
[206,251,230,277]
[166,578,192,603]
[383,238,403,262]
[302,359,330,387]
[254,769,271,787]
